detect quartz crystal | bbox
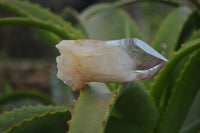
[56,38,168,90]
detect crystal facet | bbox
[56,38,168,90]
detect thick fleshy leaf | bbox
[69,82,158,133]
[152,7,191,58]
[151,38,200,108]
[0,106,70,132]
[7,110,70,133]
[69,83,115,133]
[143,7,192,89]
[158,32,200,113]
[0,0,84,39]
[157,49,200,133]
[181,89,200,131]
[62,7,89,37]
[50,67,74,107]
[104,82,158,133]
[80,3,141,40]
[0,91,55,110]
[105,117,146,133]
[181,118,200,133]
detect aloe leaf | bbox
[7,110,70,133]
[62,7,89,37]
[50,67,74,107]
[105,117,146,133]
[0,0,84,39]
[140,7,192,89]
[69,82,158,133]
[0,17,78,39]
[181,89,200,130]
[175,11,200,49]
[69,83,115,133]
[188,29,200,41]
[152,7,191,58]
[151,38,200,107]
[80,3,141,40]
[81,0,179,19]
[156,49,200,133]
[0,91,55,110]
[104,82,158,133]
[0,106,70,132]
[158,34,200,112]
[181,118,200,133]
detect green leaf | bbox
[181,89,200,129]
[69,83,115,133]
[80,3,141,40]
[0,106,70,132]
[188,29,200,42]
[138,6,192,89]
[7,110,70,133]
[181,118,200,133]
[80,0,179,19]
[176,11,200,49]
[151,38,200,108]
[50,67,74,107]
[105,82,158,133]
[0,0,84,39]
[69,82,158,133]
[156,49,200,133]
[152,7,192,58]
[158,35,200,113]
[105,117,146,133]
[0,91,55,110]
[0,17,77,39]
[62,7,89,38]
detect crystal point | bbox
[56,38,168,90]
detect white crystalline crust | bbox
[56,40,135,90]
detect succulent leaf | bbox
[80,3,141,40]
[0,106,70,133]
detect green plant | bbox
[0,0,200,133]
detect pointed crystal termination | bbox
[56,38,168,90]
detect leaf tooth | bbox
[20,119,27,124]
[63,26,68,30]
[66,120,70,126]
[102,119,106,127]
[113,90,118,98]
[80,89,83,94]
[35,3,40,6]
[11,125,16,128]
[2,110,7,114]
[160,43,167,49]
[161,51,165,56]
[70,109,73,114]
[46,111,50,114]
[37,104,42,107]
[47,20,53,24]
[73,100,77,104]
[33,114,38,118]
